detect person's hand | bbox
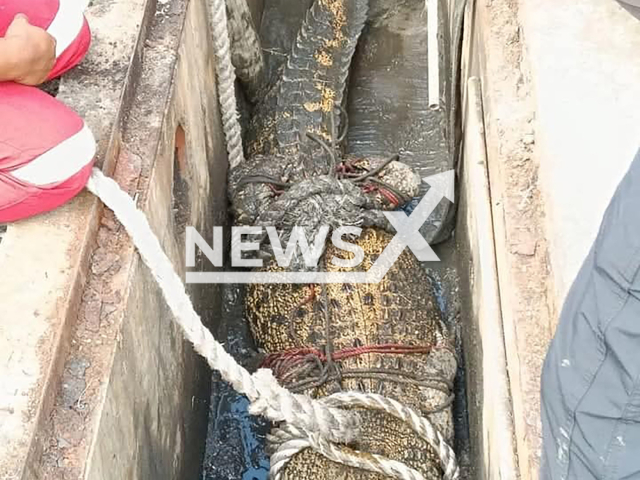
[1,14,56,85]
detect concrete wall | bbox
[456,75,520,480]
[519,0,640,308]
[0,0,227,478]
[459,1,551,478]
[459,1,640,479]
[456,0,522,473]
[6,0,631,478]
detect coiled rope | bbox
[82,0,461,478]
[86,170,358,445]
[270,392,459,480]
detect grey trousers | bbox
[619,0,640,16]
[541,148,640,479]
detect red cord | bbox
[261,343,437,369]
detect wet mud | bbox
[201,284,269,480]
[347,0,456,244]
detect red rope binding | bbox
[261,343,437,370]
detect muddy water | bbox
[201,284,270,480]
[347,0,456,244]
[426,239,474,479]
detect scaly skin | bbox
[245,0,367,169]
[230,0,457,478]
[226,0,265,102]
[247,229,456,479]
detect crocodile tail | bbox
[226,0,265,102]
[273,0,369,156]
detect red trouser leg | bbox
[0,1,94,223]
[0,83,96,222]
[0,0,92,79]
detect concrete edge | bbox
[468,0,556,477]
[457,76,520,479]
[32,0,206,477]
[518,0,640,307]
[0,2,150,478]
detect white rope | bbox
[269,392,460,480]
[270,425,429,480]
[207,0,246,168]
[86,167,459,478]
[86,169,358,445]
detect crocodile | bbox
[226,0,457,478]
[227,0,458,244]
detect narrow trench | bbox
[199,246,473,480]
[199,1,473,478]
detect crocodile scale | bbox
[226,1,457,478]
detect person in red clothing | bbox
[0,0,95,223]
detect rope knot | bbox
[266,391,460,480]
[247,368,361,445]
[229,154,422,269]
[86,0,462,475]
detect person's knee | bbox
[0,83,95,223]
